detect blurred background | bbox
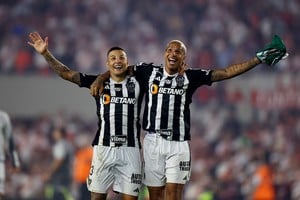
[1,0,300,199]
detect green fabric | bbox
[198,191,214,200]
[138,185,149,200]
[256,35,287,66]
[44,184,74,200]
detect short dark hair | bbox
[107,46,125,56]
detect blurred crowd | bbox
[5,100,300,199]
[0,0,299,74]
[1,0,300,199]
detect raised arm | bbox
[212,34,288,82]
[211,57,261,82]
[28,32,81,85]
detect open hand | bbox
[28,32,48,54]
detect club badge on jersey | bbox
[176,75,185,87]
[126,78,136,93]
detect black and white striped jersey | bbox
[79,74,144,148]
[134,63,213,141]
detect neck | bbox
[164,67,178,75]
[110,74,126,82]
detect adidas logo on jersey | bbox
[154,76,161,81]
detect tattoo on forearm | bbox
[43,51,70,77]
[226,57,260,75]
[212,57,260,81]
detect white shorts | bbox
[0,162,5,194]
[143,133,191,187]
[87,145,142,196]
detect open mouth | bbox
[113,65,123,70]
[168,58,177,65]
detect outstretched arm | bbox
[28,32,81,85]
[212,35,288,82]
[211,57,261,82]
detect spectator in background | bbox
[250,151,275,200]
[0,110,21,200]
[43,127,73,200]
[72,134,93,200]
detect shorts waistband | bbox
[147,130,173,140]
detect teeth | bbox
[114,65,122,69]
[169,58,176,64]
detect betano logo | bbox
[150,84,159,94]
[102,94,136,105]
[102,94,111,104]
[150,84,185,95]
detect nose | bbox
[115,57,122,63]
[171,50,178,57]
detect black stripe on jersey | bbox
[103,89,111,146]
[160,77,173,130]
[149,70,162,129]
[172,89,182,141]
[149,96,158,130]
[127,81,135,147]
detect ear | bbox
[181,56,186,67]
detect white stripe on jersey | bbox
[109,87,117,137]
[99,95,106,145]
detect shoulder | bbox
[78,73,98,88]
[184,68,213,86]
[133,62,162,78]
[185,68,211,75]
[135,62,162,70]
[80,73,97,80]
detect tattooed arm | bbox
[211,57,261,82]
[28,32,81,85]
